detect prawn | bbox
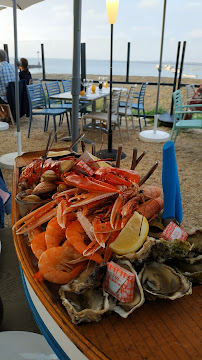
[45,217,66,249]
[66,220,104,264]
[31,231,47,260]
[38,245,86,284]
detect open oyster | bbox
[59,287,115,324]
[115,237,156,264]
[187,228,202,253]
[174,254,202,284]
[139,262,192,300]
[111,260,145,318]
[61,262,107,294]
[149,238,193,263]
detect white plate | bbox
[0,331,58,360]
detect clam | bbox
[32,181,57,195]
[111,260,145,318]
[139,262,192,300]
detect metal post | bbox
[170,41,181,115]
[108,23,113,153]
[177,41,186,90]
[72,0,82,152]
[41,43,46,81]
[81,42,86,82]
[155,0,167,115]
[13,0,22,155]
[3,44,9,63]
[126,42,130,83]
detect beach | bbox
[1,75,202,231]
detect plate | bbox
[0,331,58,360]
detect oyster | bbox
[59,288,115,324]
[187,228,202,253]
[61,262,107,294]
[149,238,193,263]
[139,262,192,300]
[174,254,202,284]
[115,237,156,263]
[111,260,145,318]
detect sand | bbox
[1,75,202,231]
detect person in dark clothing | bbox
[19,58,32,85]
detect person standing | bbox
[19,58,32,85]
[0,49,15,104]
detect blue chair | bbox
[171,90,202,142]
[61,79,71,92]
[45,81,71,133]
[61,79,91,116]
[26,83,67,142]
[131,82,148,131]
[120,83,148,131]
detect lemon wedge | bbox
[109,212,149,255]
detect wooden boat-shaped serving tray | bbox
[12,150,202,360]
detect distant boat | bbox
[170,68,180,74]
[183,74,197,78]
[164,64,174,71]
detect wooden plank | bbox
[12,150,202,360]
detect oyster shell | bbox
[174,254,202,284]
[111,260,145,318]
[187,228,202,253]
[139,262,192,300]
[59,287,114,324]
[61,262,107,294]
[149,238,193,263]
[115,237,156,263]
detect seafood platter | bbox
[12,146,202,360]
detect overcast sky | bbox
[0,0,202,63]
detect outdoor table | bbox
[49,87,127,112]
[49,87,126,143]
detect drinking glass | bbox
[98,76,103,90]
[103,77,108,88]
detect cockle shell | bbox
[32,181,57,195]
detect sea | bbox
[10,58,202,80]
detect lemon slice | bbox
[109,212,149,255]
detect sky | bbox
[0,0,202,63]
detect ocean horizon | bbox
[10,58,202,80]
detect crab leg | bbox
[13,200,57,230]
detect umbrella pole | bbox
[155,0,167,119]
[71,0,82,153]
[13,0,22,156]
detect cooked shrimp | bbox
[31,231,47,260]
[45,217,66,249]
[28,226,43,242]
[66,220,104,264]
[38,245,86,284]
